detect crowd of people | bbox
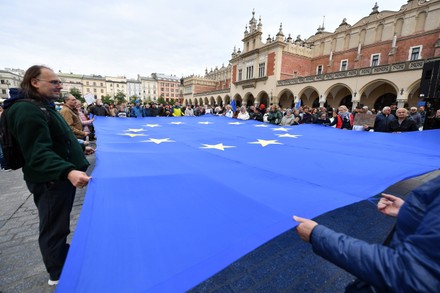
[48,98,440,147]
[2,94,440,172]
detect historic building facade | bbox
[182,0,440,112]
[138,74,158,101]
[58,72,83,97]
[0,69,23,101]
[153,73,181,101]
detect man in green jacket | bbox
[5,65,91,286]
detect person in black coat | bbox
[389,108,418,132]
[373,106,395,132]
[424,109,440,130]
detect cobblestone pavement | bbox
[0,152,438,292]
[0,154,94,293]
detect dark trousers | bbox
[26,180,76,280]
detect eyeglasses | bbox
[36,79,63,86]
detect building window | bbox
[2,89,6,94]
[316,65,323,75]
[409,46,422,61]
[371,54,380,66]
[101,89,104,93]
[93,82,96,86]
[340,59,348,71]
[238,69,243,81]
[117,84,119,88]
[86,81,89,85]
[100,82,103,86]
[246,65,254,79]
[87,88,90,92]
[258,62,265,78]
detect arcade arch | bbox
[257,91,270,109]
[298,86,319,108]
[406,80,422,107]
[325,83,353,109]
[224,95,231,106]
[233,94,243,108]
[243,93,255,107]
[278,89,295,109]
[359,80,398,110]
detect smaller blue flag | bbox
[230,99,237,112]
[295,99,301,109]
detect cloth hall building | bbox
[182,0,440,112]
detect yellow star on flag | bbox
[198,122,213,124]
[144,124,160,128]
[170,122,184,125]
[276,133,302,138]
[272,127,289,132]
[200,143,236,151]
[126,128,145,132]
[229,122,243,125]
[248,139,283,147]
[254,124,269,127]
[141,138,175,144]
[121,133,147,138]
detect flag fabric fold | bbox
[57,116,440,292]
[230,99,236,112]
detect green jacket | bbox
[268,110,283,124]
[7,100,89,183]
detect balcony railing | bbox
[277,60,425,87]
[192,88,230,97]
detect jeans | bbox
[0,146,4,169]
[26,180,76,280]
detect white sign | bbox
[84,93,95,105]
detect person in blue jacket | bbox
[130,100,143,118]
[294,175,440,292]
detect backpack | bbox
[0,99,50,170]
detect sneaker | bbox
[48,279,59,286]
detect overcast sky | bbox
[1,0,406,79]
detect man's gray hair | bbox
[63,93,74,102]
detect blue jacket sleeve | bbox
[310,193,440,292]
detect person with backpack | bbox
[2,65,91,286]
[0,104,10,171]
